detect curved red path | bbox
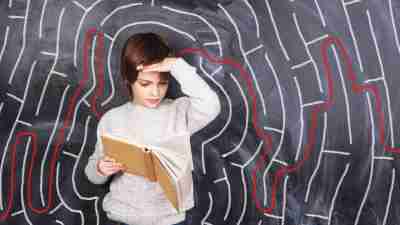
[0,28,104,220]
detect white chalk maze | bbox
[1,0,400,225]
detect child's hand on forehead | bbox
[137,57,178,73]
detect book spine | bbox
[145,149,157,182]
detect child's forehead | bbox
[137,71,161,81]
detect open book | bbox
[100,133,192,212]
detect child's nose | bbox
[151,86,160,96]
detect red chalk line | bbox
[0,28,104,220]
[178,36,398,215]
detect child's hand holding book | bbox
[97,156,125,176]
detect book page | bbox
[151,153,179,211]
[152,150,193,212]
[149,133,192,179]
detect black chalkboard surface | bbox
[1,0,400,224]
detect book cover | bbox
[100,133,190,211]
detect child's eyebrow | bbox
[137,79,153,82]
[137,78,169,83]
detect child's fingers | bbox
[103,156,116,162]
[102,169,117,176]
[141,65,159,72]
[115,162,123,167]
[101,165,123,175]
[105,162,122,167]
[138,57,176,72]
[111,163,123,170]
[121,165,127,172]
[143,62,165,71]
[101,162,115,168]
[109,166,122,172]
[137,63,160,71]
[111,165,124,173]
[106,162,123,169]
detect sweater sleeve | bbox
[84,118,110,184]
[170,58,221,134]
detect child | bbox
[84,33,221,225]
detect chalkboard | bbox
[1,0,400,224]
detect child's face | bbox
[131,71,169,108]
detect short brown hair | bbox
[120,33,172,100]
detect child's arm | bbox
[170,58,221,134]
[84,120,111,184]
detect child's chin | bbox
[144,103,160,108]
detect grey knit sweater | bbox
[84,58,221,225]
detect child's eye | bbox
[139,82,150,87]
